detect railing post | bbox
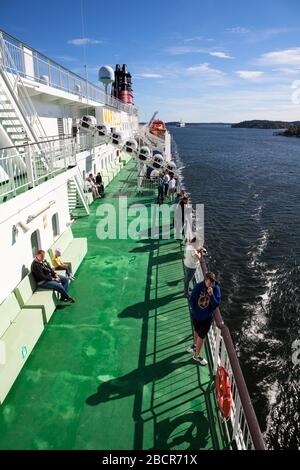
[25,145,35,188]
[7,152,16,196]
[58,67,62,88]
[213,327,221,375]
[232,397,242,441]
[71,138,76,165]
[48,59,51,86]
[50,140,55,172]
[62,140,67,169]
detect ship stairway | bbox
[0,33,49,171]
[67,172,90,216]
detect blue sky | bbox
[1,0,300,122]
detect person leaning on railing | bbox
[157,173,164,204]
[167,175,176,202]
[187,271,221,365]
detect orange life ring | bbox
[216,366,232,419]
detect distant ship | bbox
[176,119,186,127]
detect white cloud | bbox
[272,68,300,76]
[165,46,208,55]
[257,48,300,66]
[136,73,163,78]
[227,27,251,34]
[209,51,234,59]
[184,36,203,43]
[56,55,77,62]
[228,27,298,44]
[187,63,225,76]
[67,38,102,46]
[236,70,264,80]
[149,85,299,122]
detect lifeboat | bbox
[150,119,166,137]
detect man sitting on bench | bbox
[31,250,75,303]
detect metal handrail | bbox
[197,257,266,449]
[0,134,73,151]
[169,132,265,449]
[0,33,48,143]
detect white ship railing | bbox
[169,132,265,449]
[194,260,265,450]
[0,33,49,147]
[0,30,138,116]
[0,136,77,198]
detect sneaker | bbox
[192,356,208,366]
[186,345,196,353]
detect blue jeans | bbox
[184,267,196,294]
[40,275,70,300]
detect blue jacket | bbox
[190,281,221,321]
[157,176,164,188]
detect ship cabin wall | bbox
[0,137,130,305]
[26,97,90,138]
[0,177,70,305]
[76,142,120,180]
[19,92,138,139]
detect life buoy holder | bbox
[216,366,232,420]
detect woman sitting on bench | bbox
[52,248,75,281]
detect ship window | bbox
[52,213,60,238]
[31,230,41,258]
[82,170,86,180]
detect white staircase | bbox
[67,174,90,216]
[0,34,49,167]
[0,89,28,153]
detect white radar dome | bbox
[99,66,115,85]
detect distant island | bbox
[231,119,300,129]
[166,122,232,126]
[277,124,300,137]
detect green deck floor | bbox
[0,160,227,450]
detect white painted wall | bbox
[0,170,73,304]
[0,77,138,304]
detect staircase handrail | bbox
[0,33,48,147]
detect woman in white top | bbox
[183,235,205,297]
[163,172,170,196]
[167,176,176,202]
